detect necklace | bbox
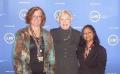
[62,28,72,41]
[30,27,43,62]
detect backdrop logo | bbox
[53,9,62,21]
[89,10,101,22]
[4,33,15,44]
[19,9,28,21]
[108,34,119,46]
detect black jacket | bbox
[76,44,107,74]
[50,27,81,74]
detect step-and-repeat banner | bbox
[0,0,120,74]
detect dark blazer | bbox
[50,27,81,74]
[76,44,107,74]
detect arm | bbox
[48,33,55,74]
[97,46,107,74]
[48,33,55,65]
[13,32,24,74]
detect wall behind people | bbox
[0,0,120,74]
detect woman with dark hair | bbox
[13,7,55,74]
[76,24,107,74]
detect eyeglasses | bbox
[32,15,42,19]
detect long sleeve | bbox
[42,29,55,74]
[48,34,55,65]
[97,46,107,74]
[13,32,24,74]
[48,33,55,74]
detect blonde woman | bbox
[50,10,81,74]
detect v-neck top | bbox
[29,36,44,72]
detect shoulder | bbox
[97,45,106,51]
[50,28,59,32]
[16,27,28,36]
[95,44,107,55]
[42,28,49,34]
[72,28,80,32]
[71,28,81,40]
[42,28,51,38]
[71,28,81,35]
[50,28,60,36]
[16,27,27,33]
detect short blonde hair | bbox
[55,9,73,22]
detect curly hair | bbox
[55,9,72,22]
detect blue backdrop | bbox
[0,0,120,74]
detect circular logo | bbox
[89,10,101,22]
[19,9,28,21]
[4,33,15,44]
[53,9,62,21]
[108,34,119,46]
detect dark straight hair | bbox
[79,24,100,48]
